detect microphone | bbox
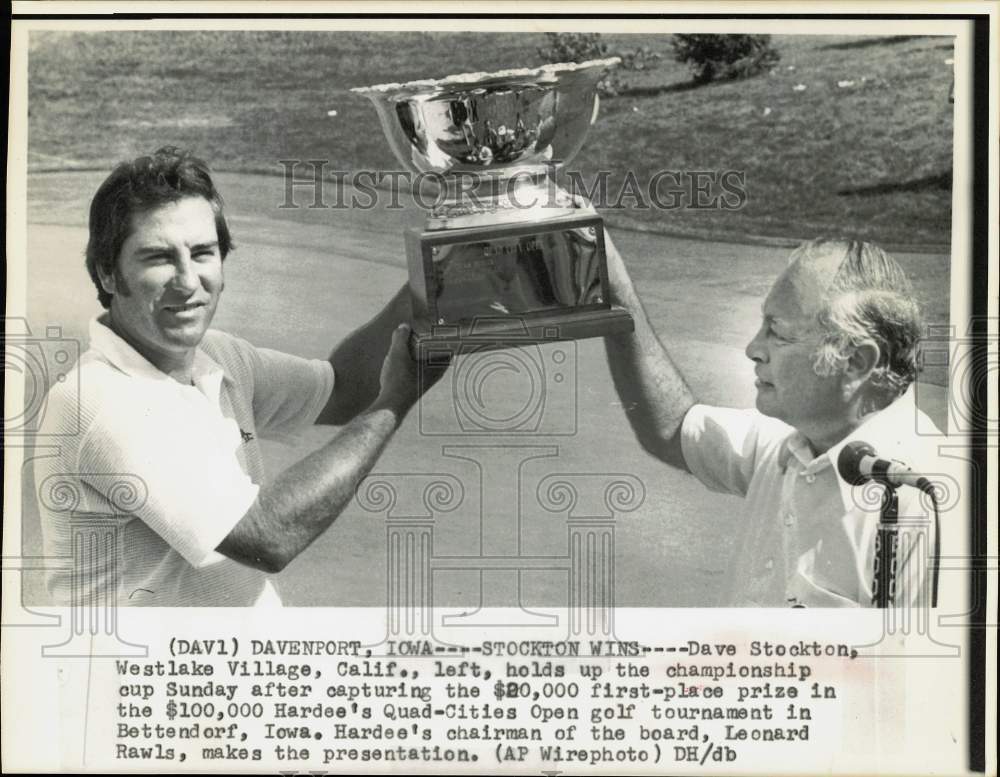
[837,441,935,494]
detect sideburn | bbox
[112,262,132,297]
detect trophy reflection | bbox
[353,58,634,356]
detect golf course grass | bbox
[28,31,954,247]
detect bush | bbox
[536,32,661,96]
[670,34,780,84]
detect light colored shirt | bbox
[681,388,942,607]
[36,317,334,606]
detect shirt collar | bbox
[778,387,919,511]
[88,315,230,388]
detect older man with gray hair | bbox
[603,235,940,607]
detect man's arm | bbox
[603,233,697,471]
[315,284,412,426]
[217,323,421,573]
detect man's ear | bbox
[842,341,880,400]
[97,263,116,296]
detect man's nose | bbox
[171,254,200,292]
[745,325,767,363]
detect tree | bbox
[536,33,662,96]
[671,34,780,84]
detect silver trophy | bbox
[352,58,634,356]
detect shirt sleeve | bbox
[244,344,335,442]
[78,405,260,569]
[680,404,788,498]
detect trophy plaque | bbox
[352,58,634,357]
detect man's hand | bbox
[372,323,420,417]
[371,323,450,418]
[569,193,638,309]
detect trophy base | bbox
[410,306,634,360]
[406,210,634,358]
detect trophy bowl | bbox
[351,58,620,182]
[351,58,633,356]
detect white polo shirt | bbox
[681,388,944,607]
[36,316,334,606]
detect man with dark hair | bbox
[37,147,442,606]
[602,233,942,607]
[84,146,234,310]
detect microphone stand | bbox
[872,482,900,608]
